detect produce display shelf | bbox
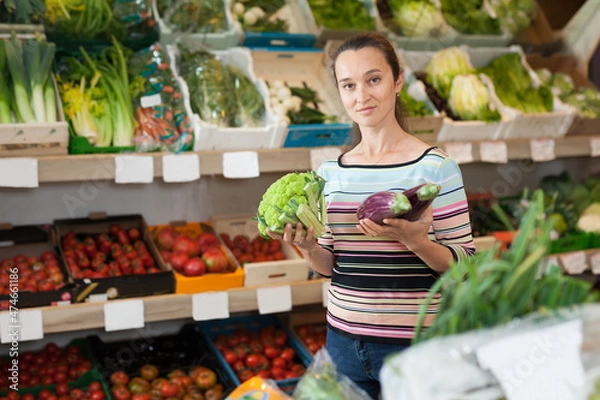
[12,279,326,335]
[7,134,599,184]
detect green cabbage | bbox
[392,1,450,37]
[487,0,536,35]
[425,47,474,99]
[441,0,500,35]
[447,74,501,122]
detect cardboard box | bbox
[0,224,77,309]
[54,214,174,301]
[211,215,311,287]
[148,221,244,294]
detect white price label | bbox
[256,285,292,315]
[162,154,200,183]
[444,142,474,164]
[115,156,154,184]
[479,141,508,164]
[1,309,44,343]
[530,139,555,162]
[590,252,600,274]
[104,299,145,332]
[88,293,108,303]
[591,137,600,157]
[192,292,229,321]
[476,319,585,400]
[222,151,260,179]
[310,147,342,172]
[140,94,162,108]
[559,251,588,275]
[322,280,330,308]
[0,158,38,188]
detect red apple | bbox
[156,227,178,250]
[172,235,197,256]
[169,251,189,272]
[197,233,220,253]
[183,258,206,277]
[202,247,228,273]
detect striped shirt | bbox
[317,147,475,345]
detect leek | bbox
[23,35,56,122]
[0,40,13,123]
[44,78,57,123]
[4,34,36,123]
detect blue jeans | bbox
[325,328,409,400]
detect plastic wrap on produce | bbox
[380,304,600,400]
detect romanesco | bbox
[256,171,326,238]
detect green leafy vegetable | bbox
[157,0,226,33]
[228,65,265,127]
[0,0,45,24]
[307,0,375,30]
[425,47,474,99]
[391,0,450,37]
[447,74,501,122]
[440,0,500,35]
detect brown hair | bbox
[329,32,409,148]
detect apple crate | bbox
[251,48,353,148]
[232,0,317,48]
[53,214,174,302]
[148,221,243,294]
[210,215,310,287]
[169,45,284,151]
[87,324,236,397]
[0,224,76,310]
[0,338,103,395]
[198,314,313,393]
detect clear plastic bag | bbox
[293,348,372,400]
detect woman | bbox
[269,32,475,399]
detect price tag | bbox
[590,252,600,274]
[192,292,229,321]
[322,280,330,308]
[140,94,162,108]
[88,293,108,303]
[0,158,38,188]
[115,156,154,184]
[222,151,260,179]
[444,142,474,164]
[0,309,44,344]
[256,285,292,315]
[530,139,555,162]
[591,137,600,157]
[476,319,585,400]
[310,147,342,172]
[162,154,200,183]
[479,141,508,164]
[104,299,145,332]
[559,251,588,275]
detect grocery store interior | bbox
[1,0,600,399]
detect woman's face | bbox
[334,47,403,130]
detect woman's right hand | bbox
[267,222,316,253]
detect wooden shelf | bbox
[34,279,326,335]
[13,135,600,184]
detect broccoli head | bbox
[256,171,326,238]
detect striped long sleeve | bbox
[316,147,475,345]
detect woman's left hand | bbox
[358,206,433,251]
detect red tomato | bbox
[110,371,130,386]
[87,382,102,393]
[271,357,286,369]
[89,391,105,400]
[244,354,260,368]
[274,331,288,348]
[263,346,280,360]
[38,390,53,400]
[280,348,295,362]
[159,381,179,398]
[223,351,238,365]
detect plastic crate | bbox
[0,338,102,395]
[147,221,244,294]
[549,232,591,255]
[54,214,174,301]
[170,46,284,151]
[251,48,352,148]
[153,0,241,49]
[198,314,313,392]
[87,324,236,397]
[233,0,318,48]
[0,224,77,309]
[210,215,310,287]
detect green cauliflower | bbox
[256,171,326,238]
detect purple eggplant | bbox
[402,183,441,221]
[356,192,412,224]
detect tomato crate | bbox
[0,224,76,310]
[287,310,327,357]
[87,324,236,398]
[148,220,243,294]
[210,215,310,287]
[198,314,313,393]
[53,214,174,302]
[0,338,103,395]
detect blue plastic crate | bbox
[283,123,353,148]
[242,32,317,48]
[198,314,313,392]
